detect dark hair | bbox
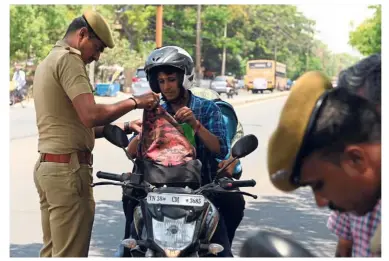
[149,65,184,87]
[63,16,98,40]
[304,88,381,162]
[150,65,183,76]
[337,53,381,106]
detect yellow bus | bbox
[244,60,287,93]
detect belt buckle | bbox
[89,153,93,166]
[40,153,46,162]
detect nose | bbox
[161,82,173,92]
[313,193,329,208]
[159,81,166,90]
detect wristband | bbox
[129,97,137,109]
[124,121,132,134]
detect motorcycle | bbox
[10,87,27,107]
[91,125,259,257]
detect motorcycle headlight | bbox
[152,216,196,257]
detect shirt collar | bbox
[54,40,82,56]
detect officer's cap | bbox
[83,10,115,49]
[267,71,333,192]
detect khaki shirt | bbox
[33,40,95,154]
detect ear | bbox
[78,27,88,39]
[340,145,368,176]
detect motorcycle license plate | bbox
[146,193,205,207]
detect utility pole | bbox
[221,22,227,76]
[156,5,163,48]
[89,5,96,89]
[274,27,279,62]
[195,5,202,85]
[306,44,310,71]
[273,25,279,90]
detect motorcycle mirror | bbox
[240,231,315,257]
[103,124,129,148]
[231,134,258,159]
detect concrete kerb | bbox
[228,91,289,107]
[17,90,290,108]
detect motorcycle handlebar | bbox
[94,172,257,198]
[220,179,256,189]
[96,171,123,182]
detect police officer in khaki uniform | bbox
[33,10,159,257]
[267,71,381,255]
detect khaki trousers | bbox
[33,152,95,257]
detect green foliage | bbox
[10,4,364,81]
[10,5,85,63]
[349,5,381,56]
[97,31,155,70]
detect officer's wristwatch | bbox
[124,122,132,134]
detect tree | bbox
[10,5,84,63]
[349,5,381,56]
[101,5,156,52]
[10,4,362,82]
[97,31,155,70]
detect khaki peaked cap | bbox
[83,10,115,48]
[267,71,333,192]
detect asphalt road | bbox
[9,93,337,257]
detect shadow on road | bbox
[10,189,336,258]
[10,243,42,257]
[89,200,126,257]
[232,188,337,257]
[9,200,126,258]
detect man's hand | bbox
[134,91,160,110]
[129,119,142,133]
[114,119,142,133]
[218,156,237,178]
[174,106,197,129]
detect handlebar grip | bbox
[96,171,123,182]
[221,179,256,189]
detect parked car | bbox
[132,67,150,95]
[210,76,238,98]
[132,67,147,84]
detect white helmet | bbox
[144,46,195,93]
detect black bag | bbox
[135,105,202,189]
[135,158,202,189]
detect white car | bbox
[252,78,268,94]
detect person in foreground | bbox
[33,10,159,257]
[126,46,235,256]
[266,71,381,255]
[326,53,381,257]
